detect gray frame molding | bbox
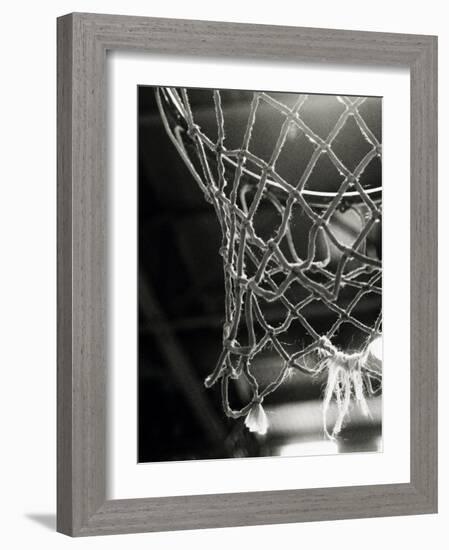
[57,12,438,536]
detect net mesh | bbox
[156,88,382,438]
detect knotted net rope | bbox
[156,88,382,439]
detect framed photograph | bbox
[57,12,438,536]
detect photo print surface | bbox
[138,86,382,463]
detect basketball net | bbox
[156,88,382,439]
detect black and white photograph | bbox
[138,86,383,463]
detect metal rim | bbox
[158,87,382,208]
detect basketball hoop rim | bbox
[158,87,382,208]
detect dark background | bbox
[138,86,382,463]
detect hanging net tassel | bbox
[244,402,269,435]
[318,339,374,439]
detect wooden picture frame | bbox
[57,12,438,536]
